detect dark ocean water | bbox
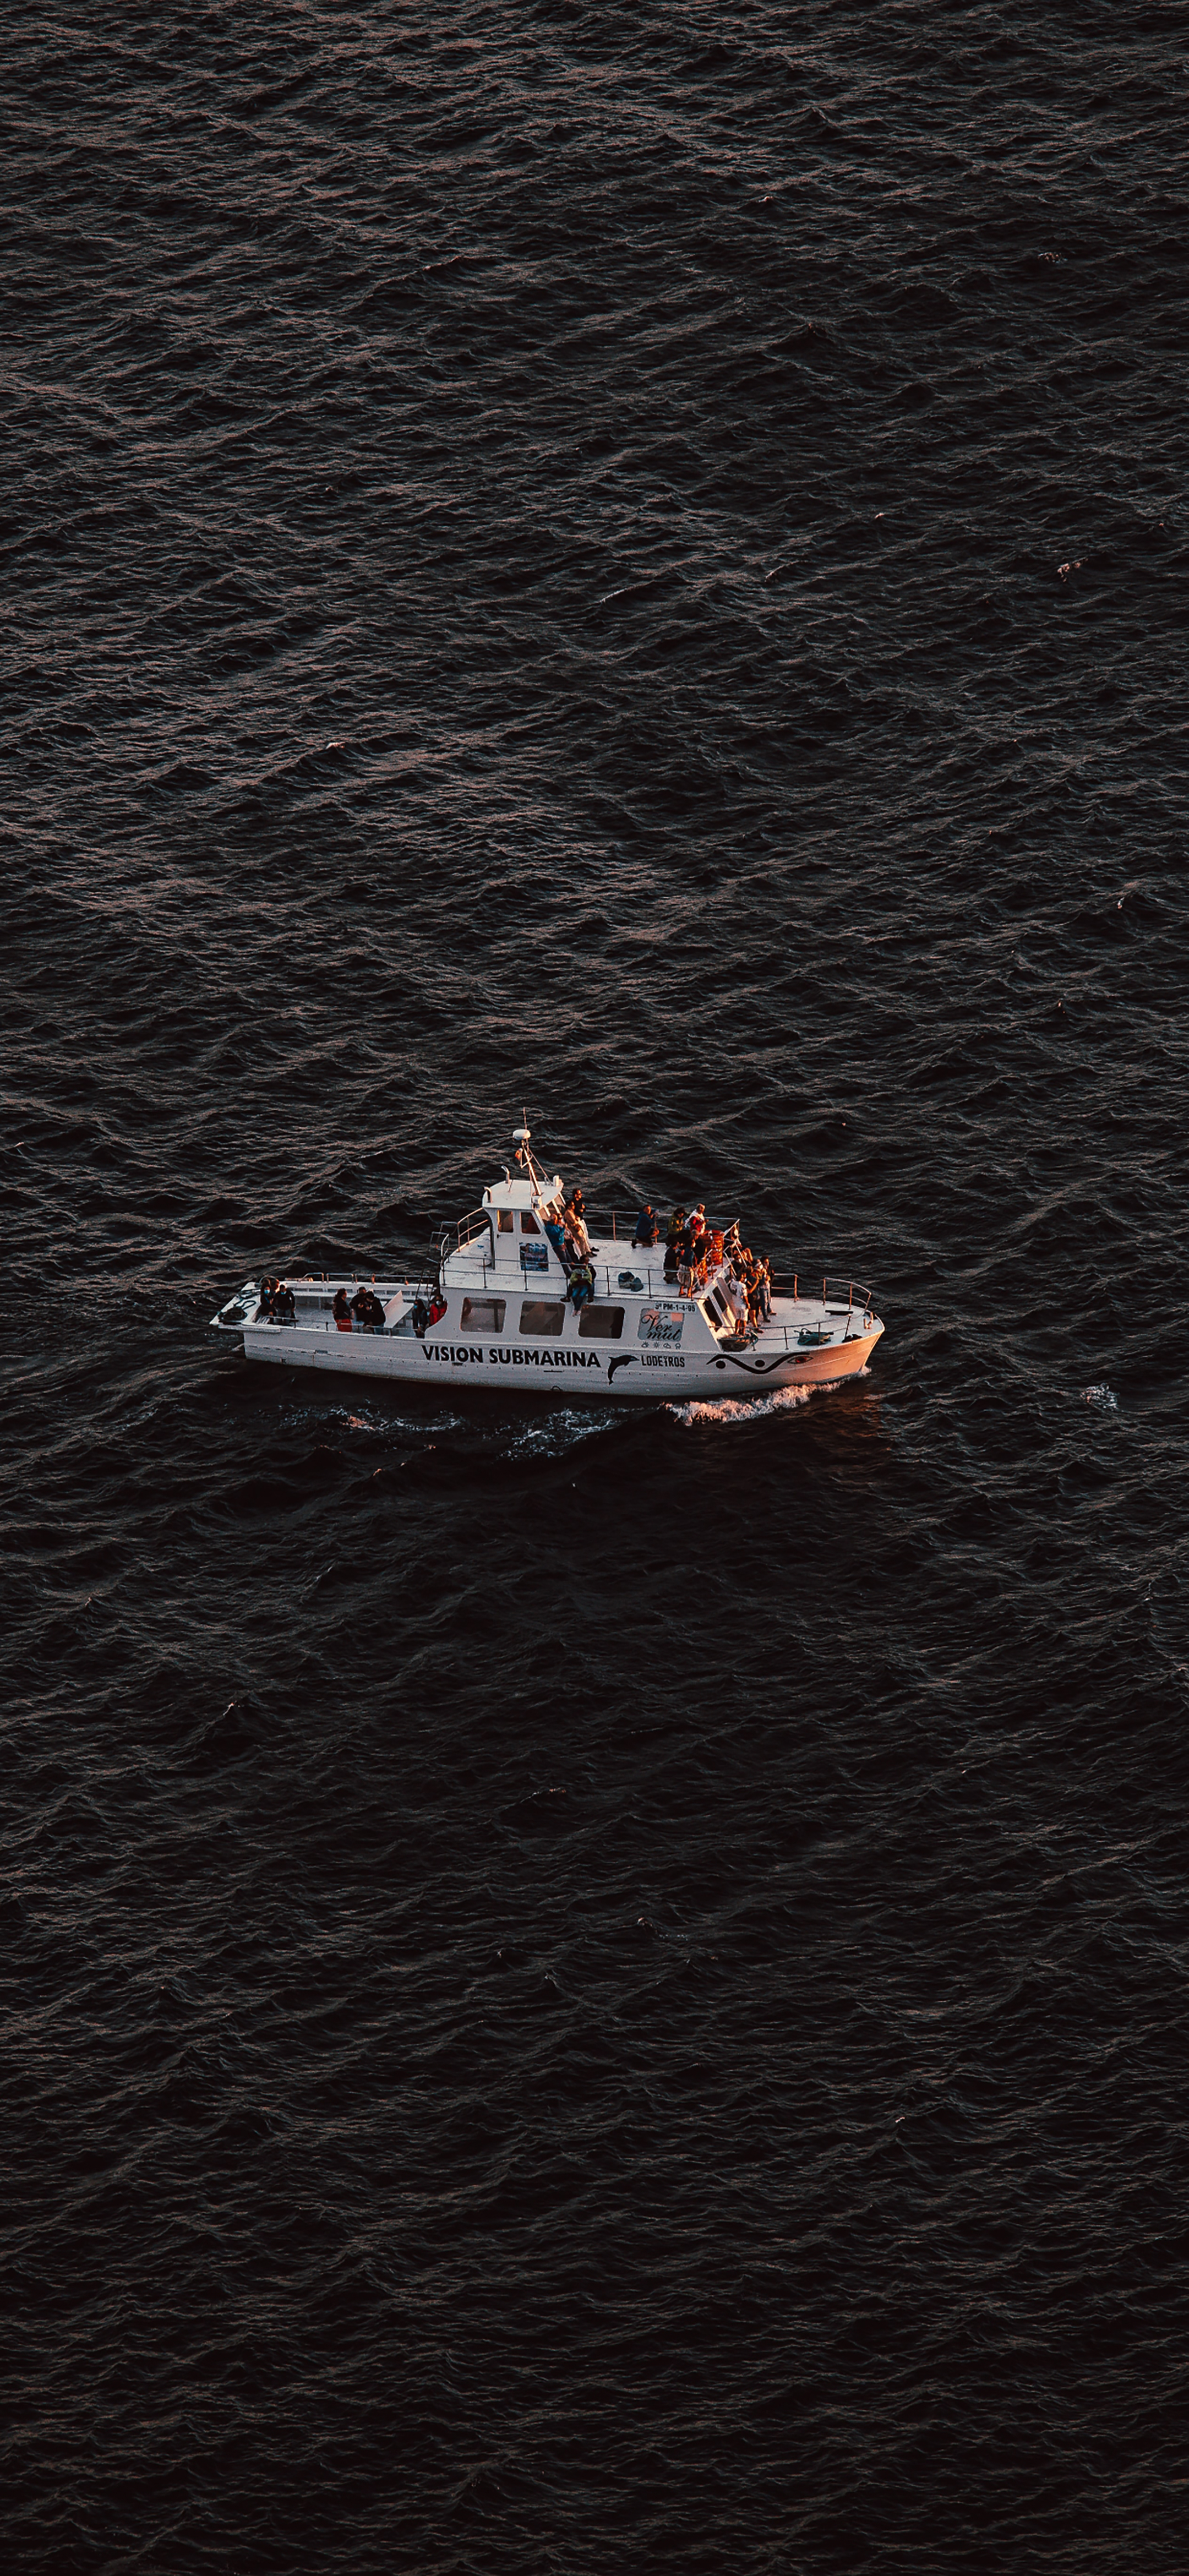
[3,6,1188,2569]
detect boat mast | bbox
[512,1109,553,1203]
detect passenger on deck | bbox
[664,1209,686,1280]
[364,1289,386,1330]
[567,1259,594,1310]
[258,1277,276,1319]
[564,1191,592,1258]
[632,1204,660,1248]
[272,1281,296,1327]
[411,1296,429,1339]
[350,1283,372,1327]
[333,1288,352,1332]
[543,1213,569,1267]
[426,1291,447,1328]
[724,1274,750,1338]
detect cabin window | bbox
[578,1304,624,1341]
[520,1211,540,1235]
[520,1300,565,1336]
[461,1297,505,1333]
[498,1210,514,1233]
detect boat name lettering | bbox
[420,1342,604,1370]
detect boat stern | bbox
[209,1279,260,1335]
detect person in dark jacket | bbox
[272,1281,296,1325]
[632,1205,660,1247]
[333,1288,352,1331]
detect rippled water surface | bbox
[4,7,1188,2570]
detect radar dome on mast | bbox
[512,1107,533,1169]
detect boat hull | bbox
[236,1319,882,1400]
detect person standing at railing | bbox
[543,1213,569,1268]
[632,1204,660,1248]
[724,1273,749,1337]
[563,1188,592,1258]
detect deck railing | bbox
[588,1210,738,1246]
[453,1205,496,1258]
[768,1273,874,1312]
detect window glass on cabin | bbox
[461,1297,505,1333]
[578,1305,624,1341]
[520,1211,539,1234]
[520,1300,565,1336]
[498,1210,515,1233]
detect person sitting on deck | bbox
[258,1277,276,1319]
[567,1259,594,1311]
[333,1288,352,1332]
[632,1205,660,1248]
[543,1212,570,1267]
[272,1281,296,1327]
[426,1290,447,1328]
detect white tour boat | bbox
[209,1123,883,1401]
